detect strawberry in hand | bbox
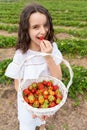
[39,36,44,40]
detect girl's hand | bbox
[39,115,49,121]
[32,114,50,121]
[40,40,52,53]
[32,114,37,118]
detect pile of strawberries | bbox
[23,80,63,108]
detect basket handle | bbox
[19,52,73,91]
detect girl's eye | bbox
[33,25,39,29]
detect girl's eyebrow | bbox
[31,22,48,28]
[31,24,38,27]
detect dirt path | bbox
[0,30,17,37]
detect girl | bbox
[5,3,62,130]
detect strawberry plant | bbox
[57,39,87,57]
[0,24,18,33]
[0,59,13,85]
[62,65,87,99]
[0,36,17,47]
[69,65,87,99]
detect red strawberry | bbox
[44,94,48,99]
[23,88,30,95]
[39,36,44,40]
[53,85,58,91]
[38,83,44,90]
[36,89,41,95]
[57,95,63,100]
[47,81,53,87]
[49,102,56,107]
[31,88,36,93]
[24,96,29,103]
[42,80,47,85]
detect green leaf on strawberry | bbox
[48,95,55,102]
[33,100,39,108]
[56,98,61,104]
[28,94,35,104]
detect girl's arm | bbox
[45,55,62,80]
[14,79,19,92]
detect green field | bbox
[0,0,87,57]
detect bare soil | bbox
[0,31,87,130]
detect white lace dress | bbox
[5,42,62,130]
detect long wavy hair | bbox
[16,3,55,53]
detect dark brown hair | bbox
[16,3,55,53]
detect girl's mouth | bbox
[39,36,44,40]
[37,36,44,41]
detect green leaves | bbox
[62,65,87,99]
[57,39,87,57]
[0,59,13,85]
[0,36,17,48]
[0,24,18,33]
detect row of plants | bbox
[0,35,17,47]
[1,13,87,27]
[53,20,87,27]
[55,27,87,39]
[0,0,87,26]
[0,35,86,57]
[57,39,87,57]
[0,59,87,100]
[0,24,18,33]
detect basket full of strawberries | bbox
[19,76,69,116]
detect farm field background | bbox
[0,0,87,130]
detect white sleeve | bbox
[52,42,63,64]
[5,50,25,79]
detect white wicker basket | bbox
[18,53,73,116]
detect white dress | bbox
[5,42,62,130]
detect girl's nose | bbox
[40,26,46,34]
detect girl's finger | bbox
[40,42,46,50]
[32,114,37,118]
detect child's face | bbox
[29,12,49,50]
